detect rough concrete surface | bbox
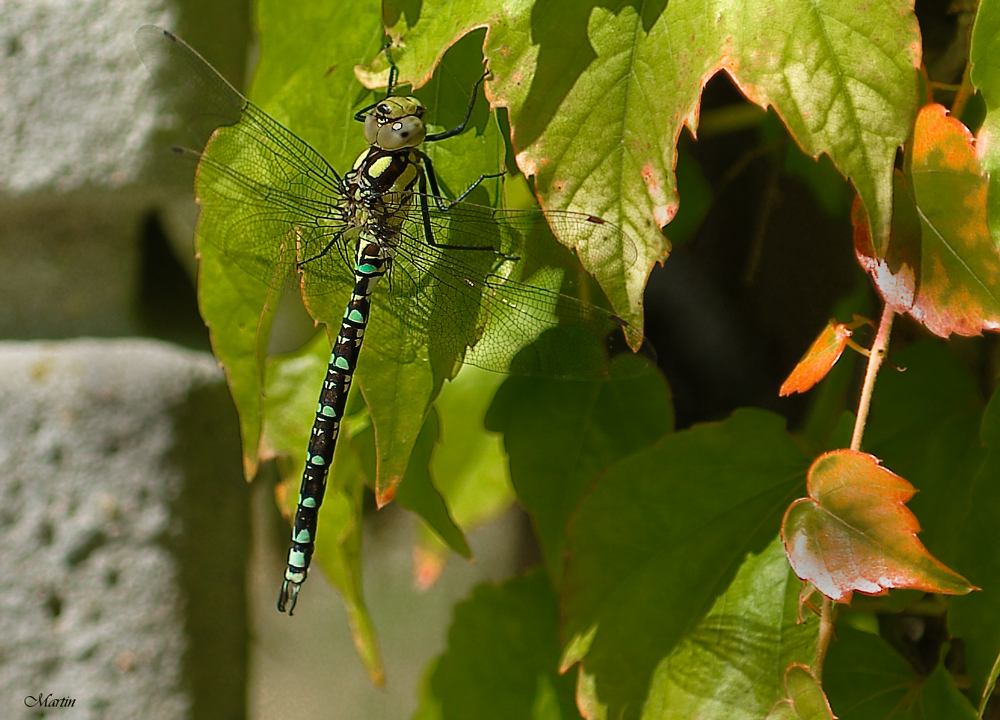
[0,339,247,720]
[0,0,248,338]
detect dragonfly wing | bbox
[363,199,647,378]
[137,26,356,297]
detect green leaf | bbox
[824,627,979,720]
[371,0,918,327]
[416,570,581,720]
[253,1,386,169]
[644,537,819,720]
[486,357,671,586]
[260,330,329,462]
[948,385,1000,708]
[394,408,471,559]
[562,408,812,719]
[196,235,276,477]
[430,365,514,531]
[765,665,834,720]
[355,334,441,506]
[970,0,1000,240]
[393,365,515,585]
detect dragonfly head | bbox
[364,96,427,150]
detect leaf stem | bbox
[950,62,976,122]
[850,303,894,451]
[812,597,835,682]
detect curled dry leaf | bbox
[780,320,854,396]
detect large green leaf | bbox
[365,0,918,329]
[196,235,277,478]
[429,366,514,530]
[824,627,979,720]
[393,408,472,560]
[486,356,671,586]
[561,408,812,719]
[415,570,582,720]
[948,387,1000,710]
[642,537,818,720]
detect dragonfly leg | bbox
[425,69,491,142]
[418,149,505,212]
[414,166,506,253]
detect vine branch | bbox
[851,303,895,451]
[812,597,835,682]
[812,303,895,681]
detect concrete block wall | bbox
[0,2,250,719]
[0,340,247,720]
[0,0,249,339]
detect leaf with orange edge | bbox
[780,316,871,396]
[854,104,1000,337]
[766,664,835,720]
[360,0,921,334]
[781,449,976,603]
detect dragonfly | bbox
[135,26,651,614]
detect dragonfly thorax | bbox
[363,96,427,150]
[345,145,421,245]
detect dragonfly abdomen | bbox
[278,239,392,614]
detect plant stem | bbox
[950,62,975,121]
[812,597,835,682]
[851,303,894,451]
[811,304,894,681]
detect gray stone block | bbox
[0,339,247,720]
[0,0,249,338]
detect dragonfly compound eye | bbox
[376,115,426,150]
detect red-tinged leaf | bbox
[853,104,1000,337]
[852,175,921,315]
[765,664,835,720]
[780,320,853,396]
[781,449,976,603]
[413,537,448,591]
